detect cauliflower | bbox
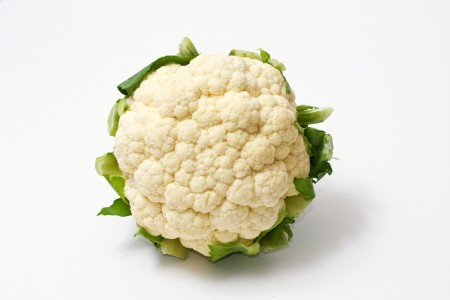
[96,38,334,261]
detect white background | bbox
[1,0,449,299]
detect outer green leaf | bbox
[259,48,270,63]
[177,37,199,57]
[107,97,129,136]
[104,176,126,200]
[160,239,189,259]
[267,58,286,72]
[304,127,325,147]
[97,198,131,217]
[134,227,163,245]
[118,37,199,95]
[256,48,289,92]
[95,152,122,177]
[134,227,189,259]
[208,208,289,261]
[117,55,195,96]
[282,74,291,94]
[317,133,333,162]
[293,177,316,201]
[297,107,334,126]
[229,49,262,60]
[260,217,294,253]
[95,153,127,200]
[314,161,333,181]
[107,102,118,136]
[301,119,334,182]
[284,194,310,218]
[297,104,317,112]
[306,130,334,182]
[209,241,260,262]
[309,138,333,181]
[256,207,286,241]
[116,97,129,115]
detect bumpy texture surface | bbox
[114,54,310,256]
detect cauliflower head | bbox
[96,38,334,261]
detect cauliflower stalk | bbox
[96,38,333,261]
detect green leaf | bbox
[297,104,317,112]
[259,48,270,63]
[95,153,122,177]
[284,194,311,218]
[256,207,286,241]
[305,129,334,182]
[117,55,195,96]
[317,133,333,162]
[311,138,334,182]
[297,107,333,126]
[104,176,126,200]
[293,177,316,201]
[259,217,294,253]
[229,49,262,60]
[97,198,131,217]
[256,201,296,254]
[258,49,287,72]
[304,127,325,147]
[134,227,163,245]
[116,96,129,115]
[95,153,127,200]
[177,37,199,57]
[117,38,199,96]
[160,239,189,259]
[302,124,334,182]
[107,97,129,136]
[314,161,333,182]
[208,207,289,261]
[107,102,118,135]
[267,58,286,72]
[135,227,189,259]
[209,241,260,262]
[282,74,291,94]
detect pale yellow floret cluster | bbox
[114,54,310,256]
